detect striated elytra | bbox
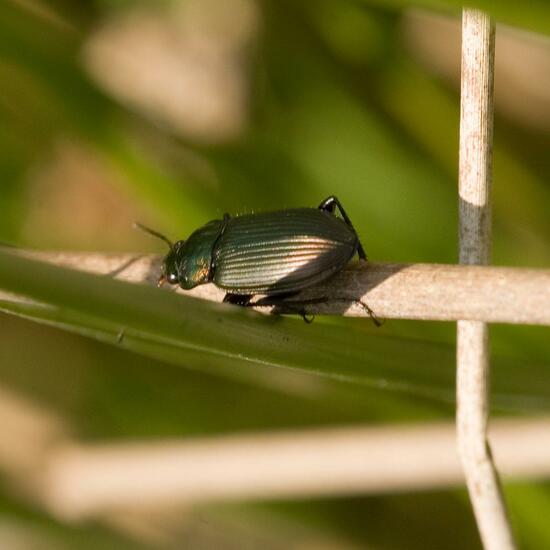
[138,196,376,321]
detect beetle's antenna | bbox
[133,222,173,249]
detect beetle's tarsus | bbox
[355,300,383,327]
[300,311,315,324]
[117,328,126,344]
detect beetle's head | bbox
[135,220,221,290]
[159,239,211,290]
[168,222,222,289]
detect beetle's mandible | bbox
[138,196,372,318]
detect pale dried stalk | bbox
[3,251,550,325]
[457,10,516,550]
[36,417,550,519]
[1,382,550,523]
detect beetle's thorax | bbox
[175,219,224,289]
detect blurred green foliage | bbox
[0,0,549,548]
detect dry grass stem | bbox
[1,251,549,325]
[0,381,549,524]
[457,9,516,550]
[33,418,550,519]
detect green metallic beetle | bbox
[138,196,374,319]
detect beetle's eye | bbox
[167,273,178,284]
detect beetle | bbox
[138,196,378,323]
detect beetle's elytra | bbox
[138,196,371,316]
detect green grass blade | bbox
[0,249,549,412]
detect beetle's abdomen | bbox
[213,208,358,294]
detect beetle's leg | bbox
[252,292,297,306]
[230,293,375,326]
[256,295,382,327]
[224,294,315,323]
[223,293,253,306]
[248,294,315,323]
[354,300,383,327]
[300,311,315,324]
[318,196,367,260]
